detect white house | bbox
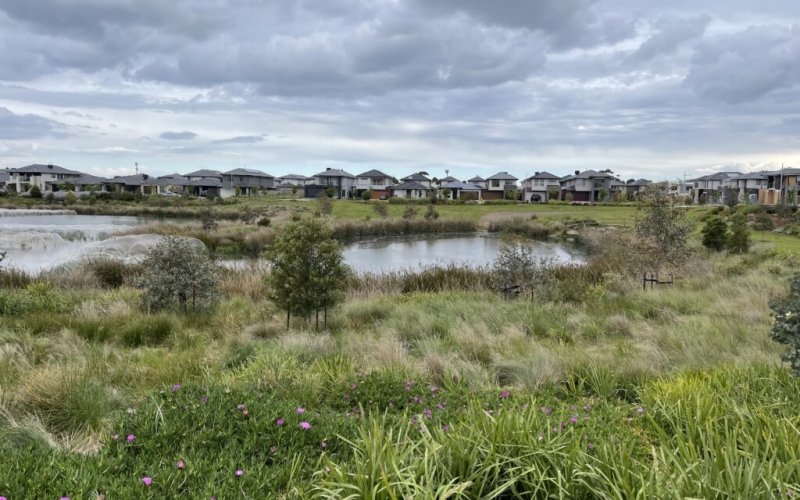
[184,169,223,182]
[485,172,519,200]
[440,181,481,200]
[313,168,356,199]
[355,169,394,198]
[8,164,84,193]
[389,181,432,199]
[468,176,487,189]
[522,171,561,202]
[723,172,767,201]
[435,176,459,188]
[690,172,741,203]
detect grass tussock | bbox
[331,217,477,241]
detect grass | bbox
[1,217,800,497]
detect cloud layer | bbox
[0,0,798,180]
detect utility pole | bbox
[780,162,785,204]
[135,162,139,176]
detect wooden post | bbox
[287,310,290,330]
[324,305,328,331]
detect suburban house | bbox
[186,177,222,198]
[277,174,313,186]
[760,168,800,205]
[388,181,432,199]
[609,179,626,199]
[72,174,109,192]
[485,172,519,200]
[0,170,9,189]
[184,169,223,182]
[440,181,481,201]
[221,168,275,198]
[522,171,561,202]
[8,164,84,193]
[355,169,394,199]
[310,168,356,199]
[625,179,652,198]
[690,172,740,203]
[401,173,432,188]
[468,176,487,189]
[105,174,156,194]
[559,170,614,202]
[151,173,189,195]
[724,172,767,203]
[435,176,459,188]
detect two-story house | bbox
[401,173,432,188]
[72,174,109,192]
[435,176,459,189]
[723,172,767,204]
[184,169,223,182]
[277,174,313,186]
[105,174,157,194]
[355,169,394,199]
[522,171,561,202]
[485,172,519,200]
[221,168,275,198]
[559,170,614,202]
[468,176,487,189]
[151,173,190,195]
[625,179,652,199]
[311,168,356,199]
[8,164,84,193]
[690,172,740,203]
[389,181,432,199]
[761,168,800,205]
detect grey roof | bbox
[732,171,768,180]
[280,174,310,180]
[486,171,519,180]
[468,176,485,182]
[184,169,223,178]
[314,169,355,178]
[108,174,154,186]
[72,174,109,185]
[402,173,431,182]
[187,177,222,187]
[766,168,800,176]
[438,176,459,183]
[629,179,652,187]
[0,171,9,183]
[223,168,274,178]
[524,171,560,181]
[158,173,185,180]
[356,169,392,178]
[440,181,481,191]
[390,181,432,191]
[609,180,626,187]
[151,176,189,186]
[692,172,741,182]
[10,164,83,175]
[576,170,614,179]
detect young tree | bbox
[634,185,693,277]
[723,187,739,212]
[29,185,42,199]
[402,205,418,219]
[64,191,77,205]
[598,187,609,202]
[371,201,388,218]
[201,203,219,232]
[139,237,220,313]
[701,215,728,251]
[317,192,333,215]
[424,205,440,220]
[441,188,452,200]
[265,217,349,329]
[727,213,751,254]
[547,188,559,202]
[493,239,557,301]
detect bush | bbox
[360,190,372,201]
[29,185,42,199]
[424,205,439,220]
[65,191,76,205]
[487,218,553,239]
[753,211,775,231]
[371,201,388,218]
[257,217,271,227]
[700,216,728,251]
[770,272,800,376]
[317,192,333,215]
[727,213,751,254]
[402,206,418,219]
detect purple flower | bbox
[520,404,527,410]
[300,422,312,429]
[202,396,208,403]
[570,417,578,424]
[501,391,509,398]
[276,419,284,426]
[177,461,185,469]
[171,384,180,392]
[320,441,327,448]
[431,386,438,392]
[584,405,591,411]
[237,404,245,410]
[142,477,152,486]
[127,434,135,442]
[443,426,449,432]
[637,407,644,414]
[588,443,594,449]
[235,470,243,477]
[270,446,277,452]
[351,384,356,389]
[112,434,119,440]
[297,407,305,414]
[242,410,249,416]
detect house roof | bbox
[356,169,392,178]
[108,174,154,186]
[151,176,189,186]
[72,174,109,185]
[438,176,459,183]
[184,169,223,178]
[691,172,741,182]
[223,168,274,178]
[187,177,222,187]
[390,181,432,191]
[158,173,185,180]
[440,181,481,191]
[609,180,626,187]
[468,176,485,182]
[730,171,768,180]
[10,164,83,175]
[629,179,652,187]
[766,168,800,176]
[402,173,431,182]
[486,171,518,180]
[0,171,9,183]
[524,171,560,181]
[280,174,310,180]
[314,168,355,178]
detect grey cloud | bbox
[684,25,800,104]
[214,135,266,144]
[160,131,198,140]
[0,107,64,139]
[628,15,710,63]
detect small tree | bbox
[361,190,373,201]
[701,215,728,251]
[29,185,42,199]
[371,201,388,218]
[753,210,775,231]
[317,192,333,215]
[139,237,219,313]
[65,191,76,205]
[201,203,219,232]
[402,206,418,219]
[723,187,739,212]
[727,213,751,254]
[424,205,439,220]
[786,188,798,207]
[598,187,609,202]
[547,188,559,202]
[324,187,337,198]
[265,217,349,329]
[441,188,452,200]
[506,189,520,201]
[493,239,557,301]
[769,272,800,376]
[634,185,693,277]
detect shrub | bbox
[139,236,220,313]
[402,206,418,219]
[88,258,133,288]
[360,190,372,201]
[29,185,42,199]
[64,191,76,205]
[257,217,271,227]
[371,201,388,218]
[201,204,219,232]
[493,240,558,300]
[487,218,553,239]
[727,213,751,254]
[769,272,800,376]
[700,216,728,251]
[317,192,333,215]
[634,186,693,275]
[753,210,775,231]
[424,205,439,220]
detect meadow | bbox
[1,200,800,498]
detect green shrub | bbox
[88,259,132,288]
[120,314,178,347]
[29,185,42,199]
[257,217,271,227]
[753,210,775,231]
[424,205,439,220]
[701,215,728,251]
[727,213,751,254]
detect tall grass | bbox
[331,217,477,241]
[487,217,555,239]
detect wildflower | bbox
[300,422,312,429]
[388,402,393,407]
[443,426,449,432]
[588,443,595,450]
[636,407,644,414]
[237,404,245,410]
[242,410,249,416]
[611,436,617,442]
[270,446,277,452]
[202,396,208,403]
[276,418,284,425]
[112,434,119,440]
[177,460,185,469]
[325,467,331,473]
[258,393,263,399]
[345,413,350,418]
[538,433,544,440]
[570,417,578,424]
[501,391,509,398]
[127,435,135,442]
[320,441,327,448]
[297,407,305,414]
[183,404,188,410]
[351,384,356,389]
[171,384,180,392]
[431,386,438,392]
[521,404,527,410]
[584,405,591,411]
[142,477,152,486]
[235,470,243,477]
[437,403,444,410]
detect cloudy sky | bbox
[0,0,798,181]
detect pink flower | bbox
[443,426,449,432]
[351,384,356,389]
[237,404,245,410]
[320,441,327,448]
[171,384,180,392]
[112,434,119,440]
[276,419,284,426]
[236,470,243,477]
[270,446,277,452]
[520,404,527,410]
[202,396,208,403]
[636,407,644,414]
[588,443,595,449]
[501,391,509,398]
[142,477,152,486]
[300,422,312,429]
[127,434,135,442]
[570,417,578,424]
[325,467,331,473]
[242,410,249,416]
[431,386,438,392]
[177,461,185,469]
[297,407,305,414]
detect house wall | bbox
[482,190,504,200]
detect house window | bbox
[492,180,500,187]
[505,180,514,185]
[371,178,384,186]
[578,179,585,186]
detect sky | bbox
[0,0,799,182]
